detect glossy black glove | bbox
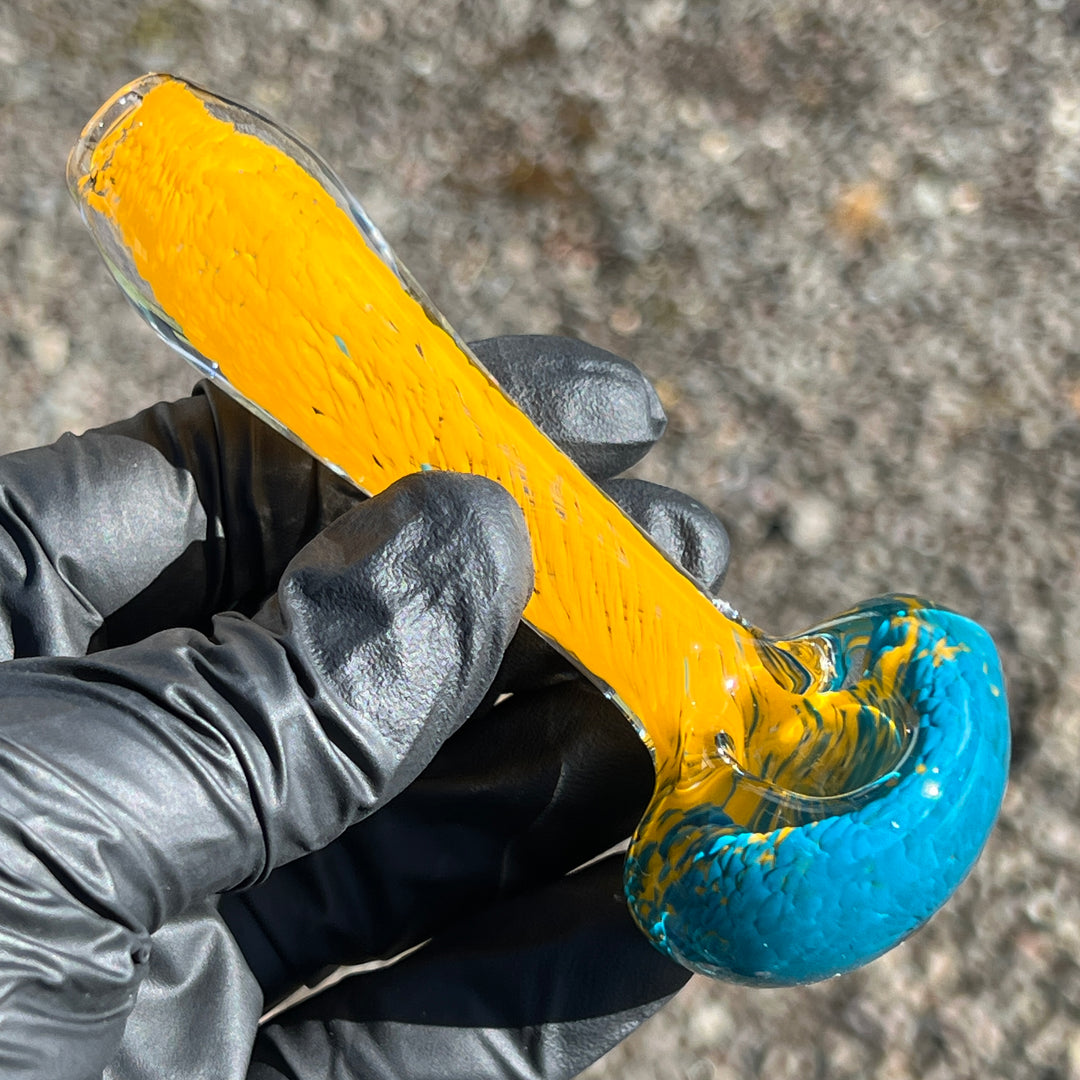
[0,336,730,1080]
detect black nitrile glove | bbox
[0,336,730,1080]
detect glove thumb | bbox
[0,471,532,1078]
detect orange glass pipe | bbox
[67,75,1009,984]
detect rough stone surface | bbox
[2,2,1077,1078]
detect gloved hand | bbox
[0,336,730,1080]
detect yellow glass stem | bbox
[70,75,886,807]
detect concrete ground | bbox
[2,1,1078,1077]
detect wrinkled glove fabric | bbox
[0,337,730,1080]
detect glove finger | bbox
[247,856,690,1080]
[0,471,530,1078]
[0,337,663,660]
[0,384,360,659]
[470,335,665,479]
[602,478,730,594]
[104,901,262,1080]
[221,678,653,1004]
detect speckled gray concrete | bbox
[2,2,1077,1078]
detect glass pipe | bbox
[67,75,1010,985]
